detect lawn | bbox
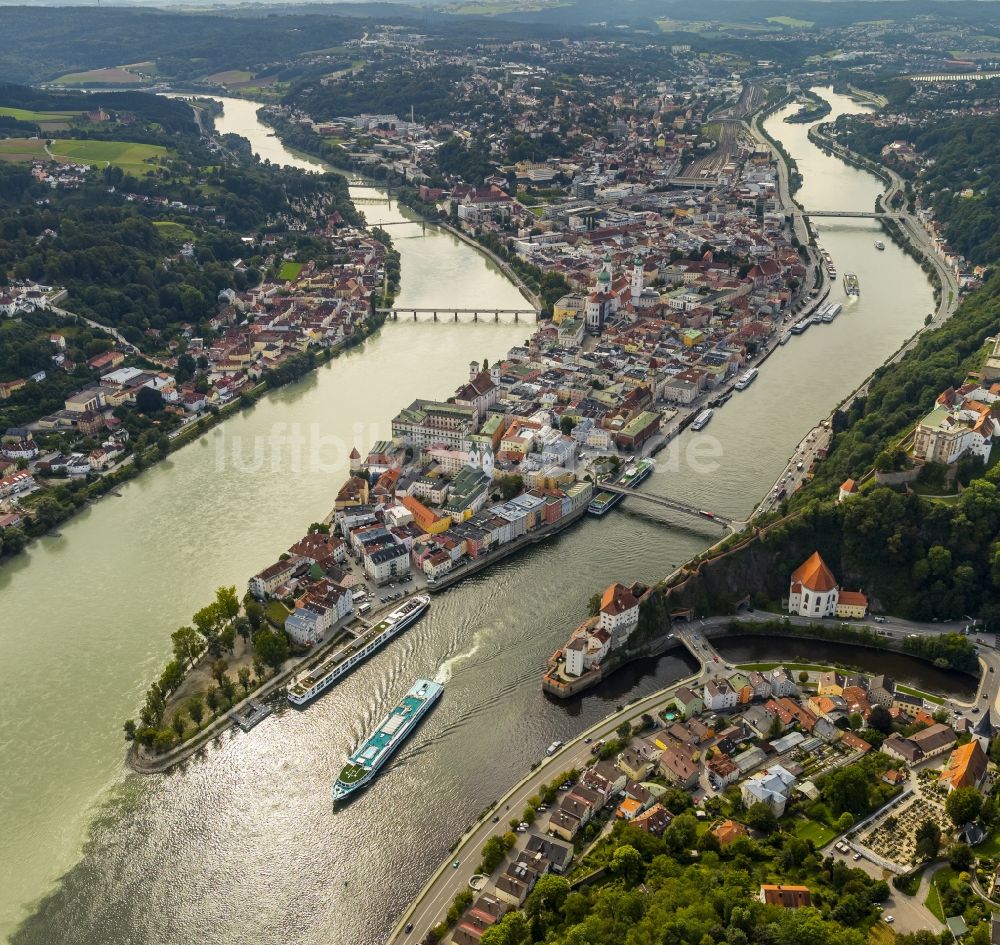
[201,69,253,86]
[48,139,168,175]
[0,137,48,162]
[897,684,944,705]
[265,600,290,629]
[53,67,145,86]
[278,261,304,281]
[736,661,835,673]
[792,816,836,847]
[925,866,957,922]
[972,830,1000,858]
[766,15,814,28]
[153,221,196,244]
[0,106,82,130]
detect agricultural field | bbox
[48,139,169,175]
[200,69,253,87]
[766,15,815,28]
[0,106,82,131]
[52,67,146,87]
[0,137,48,163]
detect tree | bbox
[215,585,240,621]
[868,704,894,734]
[525,874,569,920]
[798,670,809,684]
[610,843,643,884]
[135,385,163,414]
[245,599,265,632]
[480,833,514,874]
[254,627,289,669]
[745,801,778,833]
[187,695,205,728]
[253,656,267,681]
[171,711,186,738]
[948,842,974,871]
[238,667,252,694]
[822,764,871,816]
[915,820,941,860]
[946,787,982,826]
[205,687,220,713]
[616,720,632,739]
[768,714,784,739]
[559,414,578,435]
[123,719,136,741]
[848,712,864,731]
[835,812,855,832]
[495,473,523,501]
[171,625,202,667]
[211,658,229,685]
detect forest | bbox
[470,809,909,945]
[840,110,1000,264]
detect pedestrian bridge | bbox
[375,307,538,322]
[598,483,743,531]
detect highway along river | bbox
[4,90,960,945]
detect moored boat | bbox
[287,596,431,706]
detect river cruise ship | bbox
[587,458,655,517]
[691,408,714,431]
[333,678,443,803]
[734,368,758,391]
[287,596,431,706]
[844,273,860,296]
[821,303,842,323]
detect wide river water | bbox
[2,89,957,944]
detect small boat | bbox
[874,240,885,250]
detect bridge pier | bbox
[473,312,478,322]
[413,311,417,321]
[494,312,499,322]
[514,312,519,323]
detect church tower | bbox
[631,254,644,296]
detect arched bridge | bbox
[802,210,891,220]
[598,483,743,531]
[375,307,538,322]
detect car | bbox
[492,815,500,823]
[404,923,413,934]
[518,822,529,829]
[873,616,886,624]
[885,917,895,925]
[853,853,862,861]
[515,825,527,833]
[452,861,460,869]
[973,707,980,714]
[537,804,548,812]
[584,737,592,744]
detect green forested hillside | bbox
[475,813,899,945]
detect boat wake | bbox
[434,637,481,685]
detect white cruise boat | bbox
[288,596,431,707]
[734,368,758,390]
[333,679,443,802]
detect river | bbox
[3,89,953,945]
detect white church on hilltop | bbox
[787,551,868,619]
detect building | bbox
[597,582,641,645]
[704,677,738,712]
[787,551,839,618]
[760,885,812,909]
[741,765,796,816]
[711,819,749,847]
[940,741,988,792]
[249,559,296,600]
[913,401,995,465]
[836,590,869,619]
[364,543,411,585]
